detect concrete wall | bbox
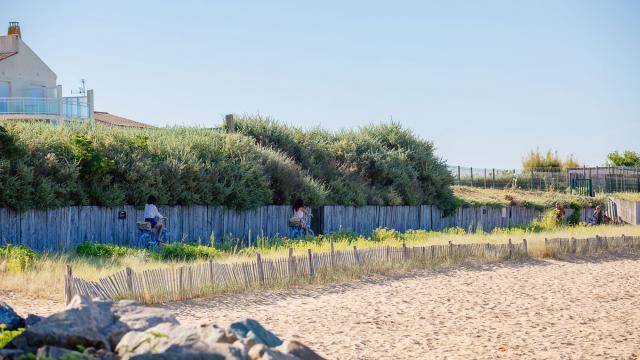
[0,35,57,96]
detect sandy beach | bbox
[6,256,640,359]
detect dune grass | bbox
[612,192,640,202]
[453,185,607,210]
[2,225,639,302]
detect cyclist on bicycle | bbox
[144,195,164,241]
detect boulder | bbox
[0,349,24,360]
[24,314,43,327]
[228,319,283,348]
[102,300,179,348]
[116,322,246,360]
[10,295,113,353]
[36,345,92,359]
[275,341,324,360]
[0,301,25,331]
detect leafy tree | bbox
[607,150,640,167]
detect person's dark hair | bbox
[147,195,157,204]
[293,198,304,211]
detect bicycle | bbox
[288,213,315,239]
[137,217,169,250]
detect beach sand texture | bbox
[6,256,640,359]
[164,256,640,359]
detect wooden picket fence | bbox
[544,234,640,256]
[63,235,639,305]
[64,239,528,304]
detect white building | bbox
[0,22,94,121]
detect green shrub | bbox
[0,244,39,272]
[567,203,581,226]
[370,228,399,242]
[76,242,138,258]
[0,325,24,349]
[151,243,223,261]
[0,118,455,213]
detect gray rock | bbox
[0,349,24,360]
[102,300,179,348]
[228,319,283,348]
[276,340,325,360]
[197,323,238,344]
[0,301,25,331]
[25,314,43,327]
[116,322,246,360]
[10,295,113,353]
[36,345,92,359]
[248,344,298,360]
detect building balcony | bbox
[0,92,93,120]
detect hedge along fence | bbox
[64,238,529,304]
[0,205,596,252]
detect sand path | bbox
[164,257,640,359]
[6,256,640,359]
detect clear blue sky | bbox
[4,0,640,168]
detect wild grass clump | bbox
[0,325,23,349]
[76,242,139,258]
[150,243,223,261]
[453,185,605,210]
[0,244,39,272]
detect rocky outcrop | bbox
[0,301,24,331]
[3,296,324,360]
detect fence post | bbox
[178,267,184,300]
[386,245,391,262]
[457,166,461,185]
[64,265,73,305]
[522,239,528,257]
[307,249,314,277]
[353,246,359,264]
[470,167,474,187]
[492,168,496,188]
[508,239,512,258]
[330,238,335,266]
[208,259,214,286]
[256,253,265,286]
[126,267,134,299]
[402,242,408,261]
[571,237,577,254]
[484,168,487,189]
[448,241,453,259]
[288,248,295,279]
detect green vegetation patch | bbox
[0,244,39,272]
[453,186,606,210]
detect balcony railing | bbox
[0,96,90,119]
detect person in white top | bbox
[144,195,164,240]
[292,198,310,235]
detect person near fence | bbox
[290,198,310,235]
[144,195,164,241]
[554,202,566,225]
[591,205,604,225]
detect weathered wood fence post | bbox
[508,239,512,258]
[64,264,73,305]
[330,238,335,266]
[256,253,265,286]
[208,260,214,285]
[522,239,528,256]
[353,246,360,264]
[402,242,408,261]
[126,267,134,299]
[448,241,453,259]
[288,248,295,279]
[571,237,577,254]
[307,249,314,277]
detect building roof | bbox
[94,111,153,128]
[0,52,17,61]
